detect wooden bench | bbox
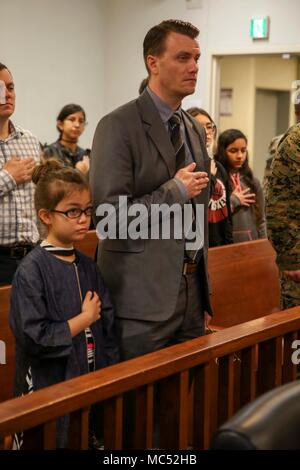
[74,234,280,326]
[208,239,280,327]
[0,307,299,450]
[74,229,98,259]
[74,234,281,327]
[0,286,14,403]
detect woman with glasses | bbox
[44,104,90,175]
[187,107,233,247]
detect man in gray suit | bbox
[90,19,212,360]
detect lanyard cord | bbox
[230,172,241,192]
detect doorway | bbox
[253,89,290,181]
[209,52,300,181]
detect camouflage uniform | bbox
[263,134,283,195]
[266,124,300,309]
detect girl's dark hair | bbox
[0,62,9,72]
[187,107,213,122]
[139,77,149,95]
[186,107,217,135]
[215,128,256,193]
[56,104,86,137]
[32,159,89,214]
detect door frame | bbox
[208,45,300,127]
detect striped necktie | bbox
[169,113,200,261]
[169,112,186,171]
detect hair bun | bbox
[32,158,64,185]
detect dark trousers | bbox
[0,254,22,286]
[116,272,205,448]
[116,271,205,361]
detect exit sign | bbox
[250,17,270,39]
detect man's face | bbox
[148,32,200,100]
[0,68,15,120]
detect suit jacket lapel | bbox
[182,112,206,170]
[137,91,176,177]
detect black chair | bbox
[211,381,300,450]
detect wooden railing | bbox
[0,307,299,450]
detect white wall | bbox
[102,0,206,113]
[1,0,300,145]
[219,57,255,138]
[206,0,300,51]
[0,0,106,148]
[103,0,300,115]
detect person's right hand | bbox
[233,187,256,207]
[3,157,36,184]
[175,162,209,199]
[283,270,300,283]
[75,156,90,174]
[82,291,101,325]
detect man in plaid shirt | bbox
[0,63,41,285]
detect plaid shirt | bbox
[0,122,41,246]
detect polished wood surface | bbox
[208,239,280,327]
[0,307,299,449]
[0,286,14,402]
[74,229,98,259]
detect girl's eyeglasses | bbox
[51,206,93,219]
[204,123,216,133]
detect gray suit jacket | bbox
[90,90,212,321]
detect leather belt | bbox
[182,260,198,275]
[0,244,34,259]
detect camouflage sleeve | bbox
[266,125,300,270]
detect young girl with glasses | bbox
[9,159,119,449]
[215,128,267,243]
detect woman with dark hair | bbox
[186,107,217,158]
[187,107,233,247]
[44,104,90,174]
[215,128,267,243]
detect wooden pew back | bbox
[0,236,281,403]
[0,286,14,403]
[74,229,98,259]
[208,239,280,327]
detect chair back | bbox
[211,381,300,450]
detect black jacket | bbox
[208,161,233,247]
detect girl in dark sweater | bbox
[9,159,119,449]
